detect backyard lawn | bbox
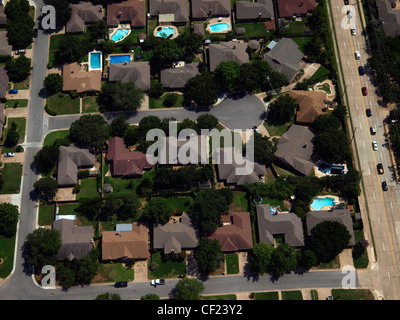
[58,203,80,215]
[76,178,100,200]
[309,65,331,82]
[46,94,80,115]
[231,191,248,212]
[43,130,70,147]
[292,37,313,53]
[166,196,193,213]
[0,163,23,194]
[104,170,155,197]
[234,22,267,37]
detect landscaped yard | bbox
[76,178,100,200]
[95,263,134,283]
[253,291,279,300]
[13,78,30,90]
[5,99,28,109]
[2,117,26,145]
[234,22,267,37]
[166,196,193,213]
[0,163,23,194]
[353,230,369,268]
[225,253,239,274]
[309,65,331,82]
[279,19,309,35]
[104,170,155,197]
[148,251,186,279]
[43,130,70,147]
[231,191,248,212]
[292,37,313,53]
[46,94,80,115]
[149,93,184,109]
[281,290,303,300]
[38,204,55,226]
[331,289,374,300]
[82,96,100,113]
[0,235,16,278]
[58,203,80,215]
[202,294,237,300]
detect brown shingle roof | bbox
[289,90,327,125]
[0,31,12,56]
[191,0,230,19]
[0,66,8,99]
[107,0,146,27]
[149,0,189,23]
[107,136,152,177]
[108,61,150,91]
[209,212,253,252]
[62,62,102,93]
[66,1,103,33]
[160,62,200,89]
[236,0,274,20]
[0,4,6,25]
[208,41,250,72]
[277,0,317,18]
[101,222,150,260]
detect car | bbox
[4,152,15,157]
[252,126,261,134]
[358,66,365,75]
[114,281,128,288]
[370,125,376,135]
[151,279,165,286]
[344,0,349,4]
[8,89,18,94]
[34,28,38,38]
[366,108,372,117]
[355,51,361,59]
[351,28,356,35]
[362,87,367,96]
[15,49,25,55]
[326,296,334,300]
[377,163,384,174]
[382,181,388,191]
[372,141,378,151]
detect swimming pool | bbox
[310,197,335,211]
[89,52,101,70]
[156,27,176,38]
[109,55,131,64]
[209,22,230,32]
[111,28,130,42]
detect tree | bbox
[250,242,274,274]
[163,94,178,107]
[269,243,299,277]
[33,177,58,202]
[43,74,63,94]
[143,197,174,224]
[117,195,140,221]
[5,0,34,49]
[195,238,224,274]
[214,61,241,92]
[6,55,31,83]
[98,81,144,112]
[184,73,218,107]
[56,262,76,289]
[152,40,184,69]
[0,203,19,237]
[25,228,62,274]
[312,114,341,134]
[76,197,104,221]
[149,81,165,99]
[87,20,107,42]
[69,114,110,150]
[96,293,122,300]
[45,0,71,28]
[314,130,350,163]
[137,177,154,195]
[267,94,297,126]
[307,220,351,263]
[97,40,115,55]
[57,35,92,63]
[249,132,276,166]
[33,145,59,174]
[175,32,203,59]
[141,293,160,300]
[110,114,129,138]
[73,255,98,285]
[174,278,205,300]
[196,114,219,131]
[5,128,19,147]
[298,250,318,271]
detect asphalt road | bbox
[328,0,400,299]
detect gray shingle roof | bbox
[256,204,305,246]
[149,0,189,23]
[236,0,274,20]
[191,0,231,19]
[0,66,8,100]
[275,124,315,175]
[161,62,200,89]
[208,41,250,72]
[376,0,400,37]
[66,1,103,33]
[0,31,12,56]
[108,61,150,91]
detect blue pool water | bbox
[90,52,101,69]
[310,198,335,211]
[209,22,230,32]
[111,28,129,42]
[156,27,176,38]
[109,55,131,64]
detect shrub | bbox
[78,170,90,179]
[45,104,57,116]
[163,94,178,107]
[150,262,158,271]
[73,185,81,194]
[15,145,24,152]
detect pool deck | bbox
[109,24,131,43]
[88,50,102,72]
[310,195,341,211]
[206,17,232,34]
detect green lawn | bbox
[3,117,26,144]
[231,191,248,212]
[0,235,16,278]
[46,94,80,115]
[292,37,313,53]
[202,294,237,300]
[309,65,331,82]
[13,78,30,90]
[311,290,319,300]
[119,28,146,44]
[104,170,155,197]
[38,204,55,226]
[226,253,239,274]
[331,289,374,300]
[43,130,70,147]
[264,117,293,137]
[279,20,309,35]
[253,291,279,300]
[76,178,100,200]
[0,163,23,194]
[281,290,303,300]
[166,196,193,213]
[261,197,286,210]
[234,22,267,37]
[5,99,28,109]
[149,93,184,109]
[82,96,100,113]
[58,203,79,215]
[96,263,134,283]
[353,230,369,268]
[148,251,186,279]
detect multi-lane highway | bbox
[328,0,400,299]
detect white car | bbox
[351,28,356,35]
[372,141,378,151]
[151,279,165,286]
[4,152,15,157]
[355,51,361,59]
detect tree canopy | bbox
[43,74,63,94]
[195,237,224,274]
[250,242,274,274]
[5,0,34,49]
[6,55,31,83]
[34,177,58,202]
[0,203,19,238]
[98,81,145,112]
[143,197,174,224]
[174,278,205,300]
[184,73,218,107]
[266,94,297,126]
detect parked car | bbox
[382,181,388,191]
[151,279,165,286]
[4,152,15,157]
[344,0,349,4]
[377,163,384,174]
[34,28,38,38]
[114,281,128,288]
[355,51,361,59]
[362,87,368,96]
[15,49,25,55]
[8,89,18,94]
[366,108,372,117]
[358,66,365,75]
[372,141,378,151]
[370,125,376,135]
[351,28,356,35]
[252,126,261,134]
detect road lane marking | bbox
[373,193,376,200]
[388,271,391,280]
[390,202,393,209]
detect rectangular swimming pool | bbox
[90,52,101,69]
[109,55,131,64]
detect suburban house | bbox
[289,90,328,125]
[62,62,102,93]
[101,222,150,261]
[149,0,189,23]
[274,124,315,176]
[53,219,94,261]
[107,136,153,177]
[108,61,151,91]
[66,1,104,33]
[263,37,304,82]
[153,214,199,254]
[277,0,317,18]
[107,0,146,28]
[306,208,355,246]
[256,204,305,247]
[160,62,200,89]
[376,0,400,38]
[213,147,266,186]
[57,145,96,187]
[191,0,231,20]
[0,66,8,100]
[208,41,250,72]
[0,2,6,26]
[209,212,253,252]
[235,0,274,22]
[0,31,12,56]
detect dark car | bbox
[114,281,128,288]
[362,87,368,96]
[377,163,384,174]
[34,28,38,38]
[382,181,388,191]
[358,66,365,75]
[8,89,18,94]
[366,108,372,117]
[344,0,349,4]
